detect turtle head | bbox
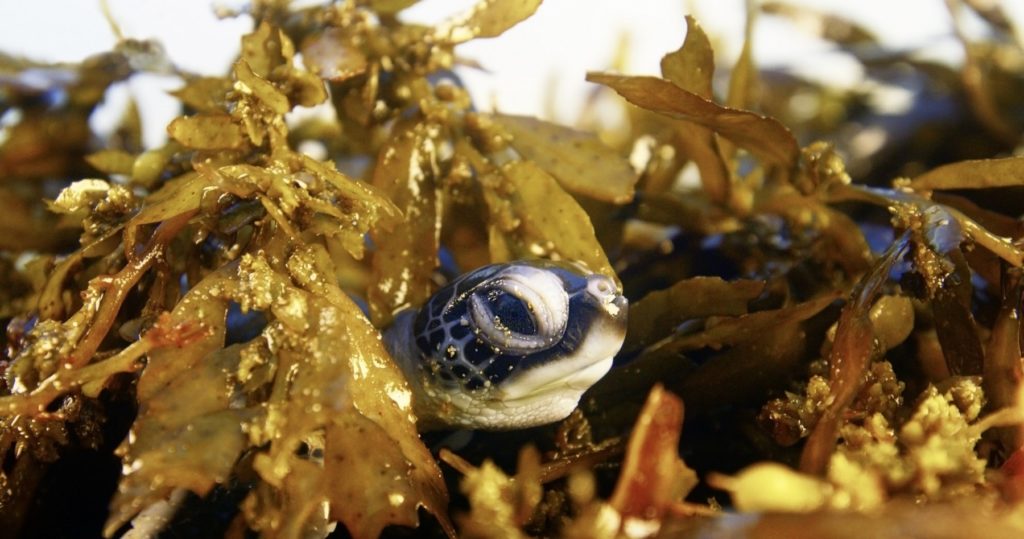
[385,260,627,430]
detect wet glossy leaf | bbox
[167,113,246,150]
[301,155,402,257]
[610,385,696,520]
[910,156,1024,190]
[931,250,983,376]
[105,271,235,535]
[124,172,206,250]
[234,60,290,114]
[326,414,438,538]
[368,120,443,326]
[482,160,617,283]
[587,72,799,169]
[489,113,638,204]
[240,247,451,539]
[436,0,543,43]
[800,233,909,475]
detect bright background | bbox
[0,0,1019,148]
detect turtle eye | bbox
[467,266,569,353]
[488,290,537,335]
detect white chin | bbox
[426,355,614,430]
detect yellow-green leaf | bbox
[85,149,135,175]
[482,160,617,283]
[105,271,237,535]
[240,22,290,79]
[489,113,637,204]
[910,156,1024,190]
[170,77,233,113]
[125,172,207,250]
[167,113,246,150]
[238,247,452,539]
[436,0,543,43]
[660,15,715,99]
[234,59,290,115]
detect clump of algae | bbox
[0,1,1023,538]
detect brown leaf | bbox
[489,113,637,203]
[982,269,1023,452]
[240,22,291,79]
[623,277,765,354]
[610,384,697,520]
[661,292,838,353]
[931,250,983,376]
[587,72,799,170]
[124,172,207,252]
[800,233,909,475]
[234,60,290,114]
[725,5,757,112]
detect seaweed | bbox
[1,0,1024,537]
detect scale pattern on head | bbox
[411,260,602,391]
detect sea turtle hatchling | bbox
[383,260,628,430]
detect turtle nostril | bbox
[586,275,617,300]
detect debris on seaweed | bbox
[1,0,1024,537]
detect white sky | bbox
[0,0,1018,147]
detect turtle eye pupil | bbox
[489,291,537,335]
